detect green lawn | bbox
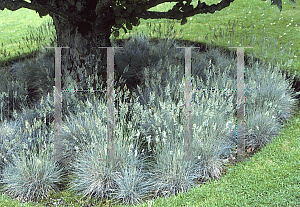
[0,0,299,206]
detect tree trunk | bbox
[49,11,115,91]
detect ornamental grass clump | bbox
[0,78,111,204]
[0,119,25,180]
[0,74,93,203]
[0,69,30,123]
[185,80,238,183]
[59,81,157,205]
[113,34,184,97]
[0,147,65,204]
[112,35,240,159]
[122,56,237,200]
[1,45,103,127]
[0,108,67,203]
[142,99,202,199]
[238,60,300,150]
[110,35,300,201]
[112,33,240,125]
[7,47,56,109]
[0,31,299,206]
[59,34,300,204]
[0,92,57,180]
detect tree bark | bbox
[49,8,115,91]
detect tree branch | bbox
[136,0,235,19]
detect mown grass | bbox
[0,0,299,206]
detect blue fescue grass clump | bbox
[0,68,31,123]
[62,34,300,205]
[1,30,299,206]
[0,16,300,207]
[0,146,65,204]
